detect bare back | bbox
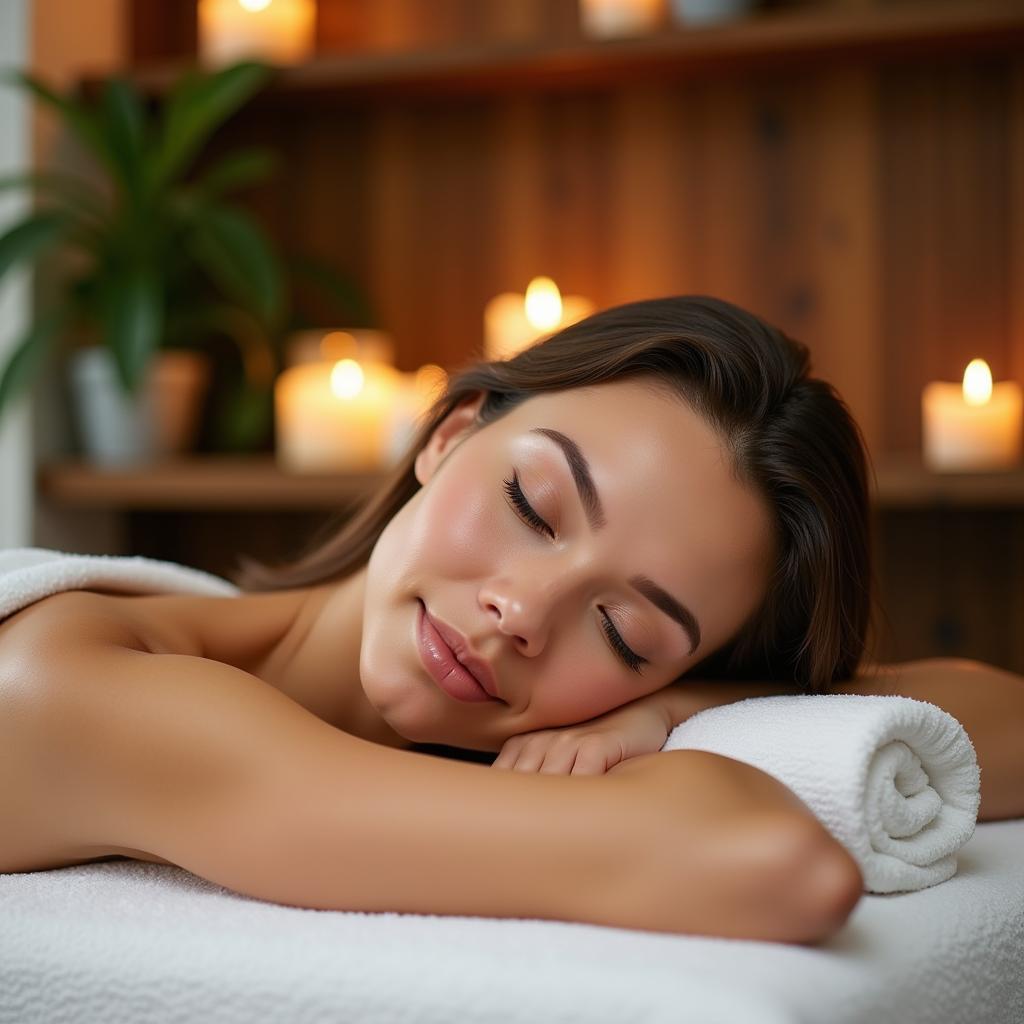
[0,588,859,942]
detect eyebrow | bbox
[529,427,702,655]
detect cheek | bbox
[410,470,506,579]
[528,646,638,724]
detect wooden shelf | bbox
[37,453,1024,511]
[100,0,1024,103]
[870,454,1024,509]
[37,456,387,510]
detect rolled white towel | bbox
[662,694,981,893]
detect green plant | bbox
[0,60,285,431]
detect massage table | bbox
[1,818,1021,1023]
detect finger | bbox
[511,744,549,773]
[492,735,528,769]
[538,747,580,775]
[569,742,618,776]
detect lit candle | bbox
[579,0,664,38]
[922,359,1023,472]
[275,357,401,472]
[198,0,316,67]
[484,277,594,362]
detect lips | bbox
[416,601,502,704]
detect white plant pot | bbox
[670,0,756,26]
[68,348,211,467]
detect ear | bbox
[414,391,487,486]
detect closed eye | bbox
[502,471,555,539]
[599,608,647,675]
[502,470,647,675]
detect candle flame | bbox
[238,0,272,11]
[963,359,993,406]
[524,277,563,331]
[331,359,365,400]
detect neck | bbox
[254,567,413,752]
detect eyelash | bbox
[501,470,648,675]
[502,470,554,538]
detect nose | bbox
[478,574,561,657]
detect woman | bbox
[0,296,1019,944]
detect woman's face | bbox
[360,378,777,752]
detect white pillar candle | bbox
[579,0,664,37]
[922,359,1023,472]
[198,0,315,67]
[484,277,594,362]
[275,358,401,472]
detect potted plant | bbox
[0,60,286,464]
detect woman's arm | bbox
[828,657,1024,822]
[8,642,858,943]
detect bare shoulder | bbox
[0,635,634,927]
[0,592,176,871]
[0,589,194,669]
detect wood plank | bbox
[605,85,694,306]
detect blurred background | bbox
[1,0,1023,673]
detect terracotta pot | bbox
[68,348,211,466]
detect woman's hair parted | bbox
[234,295,874,694]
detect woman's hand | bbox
[491,695,672,776]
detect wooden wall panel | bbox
[604,86,697,305]
[340,67,886,453]
[541,94,615,310]
[366,105,433,366]
[880,58,1016,453]
[214,52,1021,473]
[412,101,496,368]
[875,507,1024,671]
[805,69,882,457]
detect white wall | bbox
[0,0,32,550]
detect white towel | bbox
[0,546,239,624]
[662,693,981,894]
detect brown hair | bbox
[234,295,873,693]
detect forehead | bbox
[494,379,776,633]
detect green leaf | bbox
[0,210,68,288]
[193,148,277,201]
[0,305,67,423]
[212,378,273,452]
[150,61,272,190]
[190,205,283,325]
[102,269,162,394]
[0,170,107,223]
[6,71,114,175]
[101,77,146,197]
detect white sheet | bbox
[2,819,1022,1024]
